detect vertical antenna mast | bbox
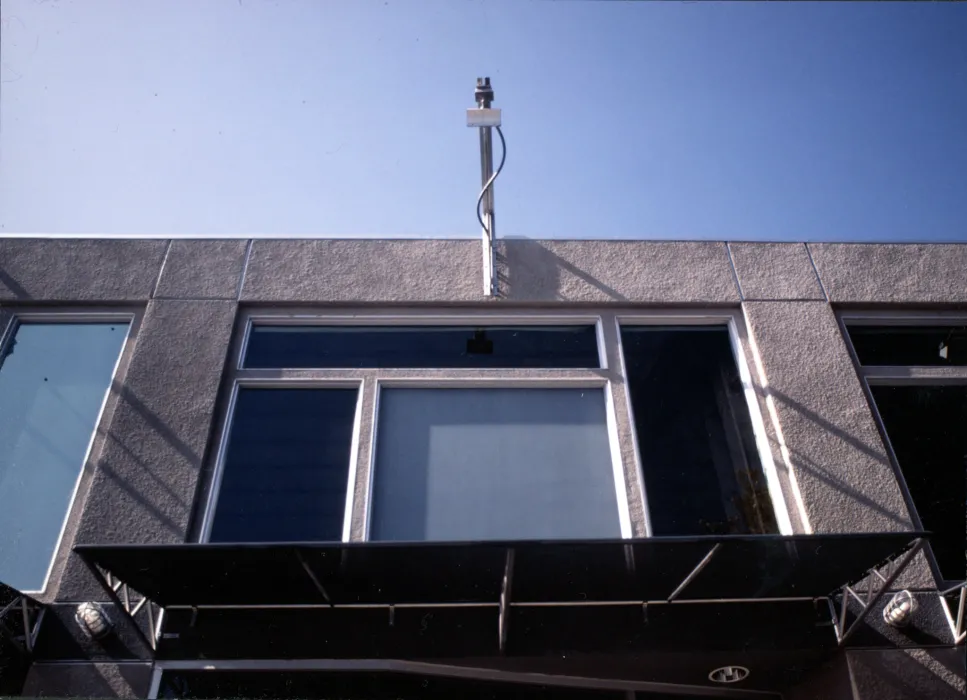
[467,77,504,297]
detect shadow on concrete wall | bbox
[498,238,630,302]
[87,380,199,540]
[759,384,913,531]
[0,265,29,299]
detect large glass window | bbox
[205,313,780,546]
[208,388,358,543]
[845,317,967,583]
[869,385,965,581]
[620,326,778,536]
[369,387,621,541]
[0,321,128,591]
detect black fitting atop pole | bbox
[475,77,494,108]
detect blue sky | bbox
[1,0,965,241]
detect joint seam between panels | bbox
[152,295,241,302]
[804,243,830,302]
[236,239,254,301]
[725,242,745,302]
[741,296,831,303]
[150,240,174,299]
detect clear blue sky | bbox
[1,0,965,241]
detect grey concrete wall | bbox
[3,237,966,698]
[740,301,913,534]
[496,240,741,303]
[0,239,167,301]
[21,662,152,698]
[808,243,967,304]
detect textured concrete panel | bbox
[22,662,152,698]
[742,302,914,534]
[848,648,966,700]
[56,300,237,601]
[496,240,739,303]
[0,239,167,301]
[729,242,825,301]
[154,239,250,300]
[241,239,483,302]
[809,243,967,303]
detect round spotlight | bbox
[883,590,918,628]
[75,601,113,640]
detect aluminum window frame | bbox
[840,309,967,587]
[614,312,795,537]
[198,308,789,546]
[0,308,138,596]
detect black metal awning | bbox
[74,533,926,658]
[75,533,924,606]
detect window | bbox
[845,317,967,582]
[620,326,778,536]
[369,387,621,541]
[202,312,783,545]
[243,325,600,369]
[207,388,359,543]
[0,320,129,592]
[848,325,966,366]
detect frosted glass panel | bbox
[370,388,621,541]
[0,322,127,591]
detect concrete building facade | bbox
[0,237,964,699]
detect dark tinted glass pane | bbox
[620,327,778,536]
[159,671,631,699]
[209,388,357,543]
[870,385,966,581]
[244,325,599,368]
[848,325,967,366]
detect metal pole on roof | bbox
[468,77,504,297]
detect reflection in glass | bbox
[370,388,621,542]
[0,322,127,591]
[209,388,358,543]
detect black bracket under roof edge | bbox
[828,537,927,646]
[0,587,44,657]
[79,554,161,655]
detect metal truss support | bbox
[0,594,44,656]
[829,538,925,646]
[498,548,515,654]
[84,561,160,653]
[939,581,966,645]
[667,544,720,602]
